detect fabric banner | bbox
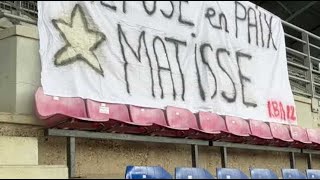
[38,1,297,124]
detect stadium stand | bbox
[35,86,320,150]
[36,86,320,179]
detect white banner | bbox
[38,1,297,124]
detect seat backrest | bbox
[269,123,293,142]
[125,166,172,179]
[289,125,311,144]
[166,106,198,129]
[225,116,251,136]
[35,87,87,119]
[86,99,130,122]
[306,129,320,145]
[249,120,273,139]
[306,169,320,179]
[281,169,306,179]
[175,167,215,179]
[216,168,249,179]
[198,112,227,132]
[129,106,167,126]
[250,168,278,179]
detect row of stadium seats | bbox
[125,166,320,179]
[35,87,320,149]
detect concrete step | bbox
[0,165,68,179]
[0,136,38,165]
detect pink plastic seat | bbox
[199,112,227,132]
[269,122,293,147]
[224,116,251,143]
[35,87,101,130]
[151,106,199,138]
[196,112,227,140]
[35,88,85,119]
[289,125,311,148]
[197,113,252,143]
[129,105,167,126]
[128,105,170,134]
[186,112,222,140]
[247,119,273,145]
[306,129,320,150]
[85,100,148,134]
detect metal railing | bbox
[0,1,37,24]
[282,21,320,100]
[0,1,319,101]
[47,128,312,178]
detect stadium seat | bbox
[125,165,172,179]
[86,100,129,122]
[128,105,168,134]
[250,168,278,179]
[269,122,293,147]
[129,105,166,126]
[306,169,320,179]
[86,100,148,134]
[306,129,320,150]
[288,125,311,148]
[175,167,215,179]
[223,116,251,143]
[216,168,249,179]
[187,112,224,140]
[281,169,307,179]
[197,112,253,143]
[196,111,227,141]
[35,87,101,130]
[151,106,199,138]
[247,120,273,145]
[35,87,86,126]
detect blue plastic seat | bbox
[125,166,172,179]
[175,167,215,179]
[216,168,249,179]
[281,169,306,179]
[306,169,320,179]
[250,168,278,179]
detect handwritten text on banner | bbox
[38,1,296,124]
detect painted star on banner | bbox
[52,4,106,76]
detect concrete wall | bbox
[0,25,320,178]
[0,30,16,112]
[15,27,40,115]
[295,96,320,128]
[0,25,40,115]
